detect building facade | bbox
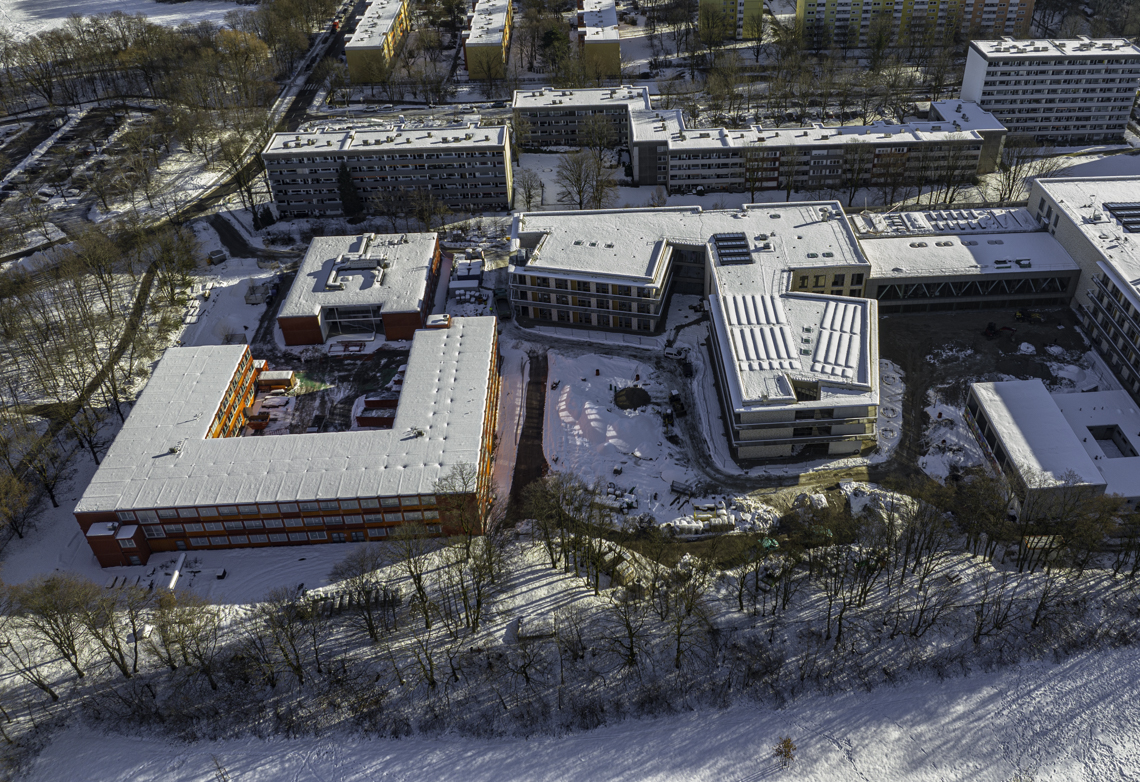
[575,0,622,78]
[512,88,1005,192]
[463,0,513,80]
[512,86,649,148]
[74,318,501,568]
[797,0,1033,50]
[698,0,763,41]
[509,204,880,459]
[961,37,1140,144]
[277,233,443,345]
[345,0,413,81]
[262,123,512,218]
[1031,176,1140,399]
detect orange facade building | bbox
[75,317,500,567]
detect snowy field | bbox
[0,0,246,40]
[24,645,1140,782]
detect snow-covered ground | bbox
[0,0,246,40]
[25,645,1140,782]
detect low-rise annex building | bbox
[262,123,512,219]
[344,0,413,82]
[852,207,1081,313]
[964,379,1140,518]
[277,232,443,346]
[463,0,512,80]
[509,203,879,458]
[74,317,501,568]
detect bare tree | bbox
[328,544,400,642]
[515,169,543,211]
[985,138,1067,205]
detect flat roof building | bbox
[512,88,1006,191]
[854,208,1081,312]
[961,37,1140,144]
[509,203,879,459]
[263,123,512,218]
[575,0,621,78]
[463,0,513,80]
[277,233,443,346]
[74,318,501,567]
[344,0,413,81]
[965,379,1140,517]
[1030,176,1140,399]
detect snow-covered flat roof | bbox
[262,124,507,157]
[75,318,498,514]
[511,86,650,110]
[629,101,1001,150]
[512,204,877,411]
[1053,390,1140,500]
[971,379,1104,488]
[345,0,408,51]
[513,203,867,281]
[578,0,619,42]
[860,231,1079,279]
[278,233,437,319]
[466,0,510,47]
[1035,176,1140,309]
[970,37,1140,60]
[850,207,1039,237]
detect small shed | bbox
[257,370,296,391]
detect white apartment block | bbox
[513,88,1007,194]
[961,37,1140,144]
[509,204,879,459]
[1030,176,1140,399]
[262,123,513,219]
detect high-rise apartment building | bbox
[961,37,1140,144]
[796,0,1033,49]
[344,0,413,81]
[699,0,764,41]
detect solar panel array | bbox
[1103,202,1140,233]
[713,232,752,265]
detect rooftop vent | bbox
[712,232,752,265]
[909,242,928,248]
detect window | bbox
[209,536,229,545]
[183,523,204,533]
[120,538,137,549]
[190,537,210,547]
[158,509,177,519]
[832,274,845,286]
[338,499,359,510]
[299,501,319,511]
[325,515,344,526]
[798,276,809,288]
[555,278,568,289]
[143,525,165,539]
[177,508,198,519]
[229,535,249,545]
[204,522,224,532]
[138,510,157,522]
[369,528,389,539]
[319,501,338,511]
[199,507,218,517]
[304,516,324,527]
[244,519,264,529]
[288,532,308,542]
[351,531,366,542]
[850,273,864,286]
[117,511,137,522]
[249,534,269,544]
[813,275,825,287]
[308,531,328,541]
[269,533,290,543]
[217,506,238,516]
[265,518,284,529]
[331,532,347,543]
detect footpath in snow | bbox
[24,646,1140,781]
